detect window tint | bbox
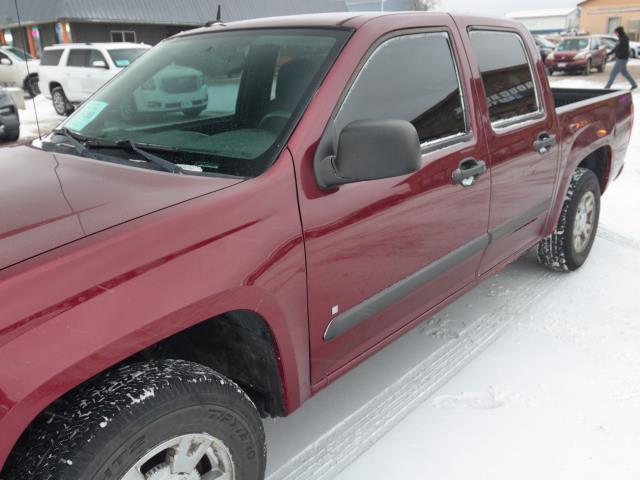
[67,49,91,67]
[469,30,539,124]
[335,32,467,144]
[40,49,63,66]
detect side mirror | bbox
[314,119,421,190]
[0,58,12,66]
[92,60,108,69]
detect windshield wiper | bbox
[47,127,96,158]
[124,140,183,174]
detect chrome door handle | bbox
[452,158,487,187]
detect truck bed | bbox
[551,87,617,109]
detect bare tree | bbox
[410,0,438,10]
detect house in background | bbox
[0,0,347,57]
[506,8,581,34]
[579,0,640,39]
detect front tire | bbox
[51,87,72,116]
[583,59,592,76]
[3,360,266,480]
[536,168,600,272]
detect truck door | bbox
[462,27,560,274]
[292,26,491,385]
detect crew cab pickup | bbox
[0,12,632,480]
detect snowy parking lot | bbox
[261,75,640,480]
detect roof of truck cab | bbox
[176,11,524,37]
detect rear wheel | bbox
[51,87,72,116]
[3,360,267,480]
[24,74,40,97]
[597,58,606,73]
[536,168,600,272]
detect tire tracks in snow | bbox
[597,226,640,252]
[267,265,562,480]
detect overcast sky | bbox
[437,0,577,17]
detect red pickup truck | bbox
[0,12,633,480]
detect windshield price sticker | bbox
[65,100,109,131]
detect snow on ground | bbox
[263,77,640,479]
[18,94,63,140]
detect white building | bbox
[506,7,581,34]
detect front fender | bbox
[0,150,308,470]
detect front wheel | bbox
[51,87,72,116]
[583,59,592,76]
[537,168,600,272]
[3,360,267,480]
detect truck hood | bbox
[0,146,242,270]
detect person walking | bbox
[605,26,638,90]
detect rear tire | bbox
[597,58,606,73]
[2,359,267,480]
[24,74,40,97]
[51,87,72,116]
[536,168,600,272]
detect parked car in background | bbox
[38,42,151,116]
[0,46,39,97]
[128,64,209,120]
[596,34,640,58]
[0,12,632,480]
[0,87,19,142]
[546,35,608,75]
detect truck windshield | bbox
[61,28,349,177]
[557,38,590,51]
[107,48,150,67]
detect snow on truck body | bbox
[0,11,632,480]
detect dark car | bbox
[0,88,19,142]
[546,35,608,75]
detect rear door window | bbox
[335,31,468,145]
[67,49,91,67]
[468,30,540,126]
[41,49,64,66]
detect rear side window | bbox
[67,49,91,67]
[40,49,64,66]
[469,30,540,125]
[335,32,467,145]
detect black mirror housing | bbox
[315,119,421,190]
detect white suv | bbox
[38,43,151,116]
[0,46,40,96]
